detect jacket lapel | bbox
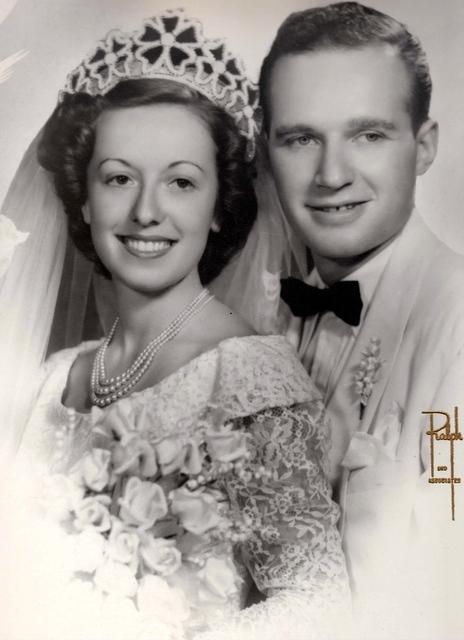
[329,213,434,435]
[334,213,439,524]
[357,213,438,434]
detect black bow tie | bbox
[280,277,363,326]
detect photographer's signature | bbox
[423,407,462,520]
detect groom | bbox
[259,2,464,636]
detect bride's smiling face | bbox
[85,103,218,294]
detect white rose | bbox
[205,423,248,463]
[134,617,181,640]
[74,495,112,532]
[100,595,138,626]
[63,578,103,616]
[107,518,140,571]
[155,436,187,475]
[198,556,240,602]
[0,214,28,280]
[170,486,221,535]
[181,437,205,476]
[71,529,106,573]
[112,434,157,478]
[40,473,84,522]
[137,575,190,623]
[140,535,182,576]
[119,477,168,529]
[94,559,138,598]
[72,448,112,492]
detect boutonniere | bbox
[353,337,384,420]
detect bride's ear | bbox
[82,202,91,224]
[210,219,220,233]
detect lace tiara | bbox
[60,8,260,158]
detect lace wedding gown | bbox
[19,334,351,640]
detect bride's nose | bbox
[130,183,166,226]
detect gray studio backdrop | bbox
[1,0,463,255]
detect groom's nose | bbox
[313,141,354,190]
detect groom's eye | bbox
[285,134,317,147]
[357,131,386,143]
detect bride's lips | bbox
[118,235,176,258]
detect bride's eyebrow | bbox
[168,160,205,173]
[97,158,132,169]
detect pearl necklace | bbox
[90,288,213,407]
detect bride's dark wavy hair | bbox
[38,78,257,284]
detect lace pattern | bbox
[228,405,341,591]
[197,404,351,640]
[23,336,315,456]
[21,335,351,639]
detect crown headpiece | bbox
[60,9,260,158]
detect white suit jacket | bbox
[288,212,464,638]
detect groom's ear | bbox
[415,119,438,176]
[82,202,91,224]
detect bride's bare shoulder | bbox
[192,298,254,344]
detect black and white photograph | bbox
[0,1,463,639]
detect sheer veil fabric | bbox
[210,147,307,333]
[0,132,66,458]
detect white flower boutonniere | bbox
[353,337,384,420]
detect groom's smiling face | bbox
[267,45,437,276]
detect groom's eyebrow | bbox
[273,118,398,140]
[347,117,397,132]
[273,124,319,139]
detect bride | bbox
[2,9,350,640]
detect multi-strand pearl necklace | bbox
[90,289,213,407]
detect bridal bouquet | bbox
[37,400,261,640]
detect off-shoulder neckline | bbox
[56,334,292,416]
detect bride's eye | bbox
[107,174,132,186]
[170,178,195,191]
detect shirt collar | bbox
[306,212,416,327]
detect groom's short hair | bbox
[259,1,432,134]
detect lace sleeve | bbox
[195,400,352,640]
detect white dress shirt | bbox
[285,241,397,486]
[290,246,394,400]
[288,245,396,391]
